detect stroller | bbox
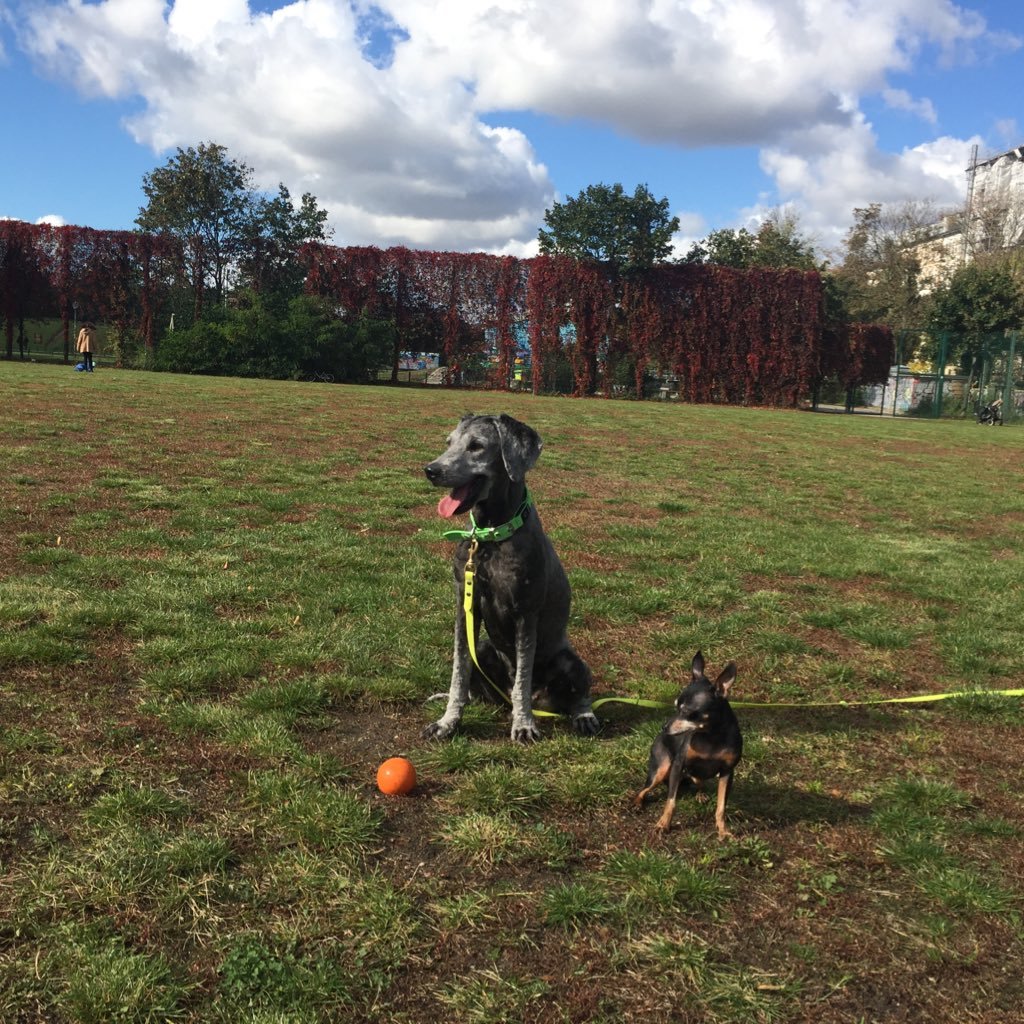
[978,397,1003,426]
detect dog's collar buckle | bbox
[441,490,533,544]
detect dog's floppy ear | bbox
[494,414,542,482]
[714,662,736,697]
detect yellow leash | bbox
[461,544,1024,718]
[591,689,1024,713]
[462,539,562,718]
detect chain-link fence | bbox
[859,329,1022,421]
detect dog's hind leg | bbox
[544,647,600,736]
[468,636,514,704]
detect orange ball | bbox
[376,756,417,795]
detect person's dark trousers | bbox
[84,352,94,372]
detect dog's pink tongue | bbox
[437,484,473,519]
[437,495,461,519]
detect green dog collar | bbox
[442,490,533,543]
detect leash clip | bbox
[465,537,479,573]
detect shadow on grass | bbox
[739,705,909,737]
[733,779,871,830]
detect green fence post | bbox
[978,335,987,403]
[892,329,906,416]
[1005,331,1018,422]
[934,331,948,418]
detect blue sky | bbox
[1,0,1022,257]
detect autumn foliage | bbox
[302,243,892,403]
[820,322,896,392]
[0,220,179,362]
[1,221,892,403]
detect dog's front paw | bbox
[423,719,457,741]
[655,802,676,832]
[510,719,541,743]
[571,712,600,736]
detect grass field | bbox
[2,361,1023,1023]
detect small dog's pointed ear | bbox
[691,650,705,679]
[715,662,737,697]
[494,414,542,482]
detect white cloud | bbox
[675,211,708,238]
[166,0,251,48]
[882,88,937,124]
[18,0,553,251]
[669,210,709,258]
[1,213,68,226]
[12,0,1021,252]
[758,116,981,252]
[384,0,1014,144]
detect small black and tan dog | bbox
[633,651,742,838]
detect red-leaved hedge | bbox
[2,221,892,402]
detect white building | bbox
[965,144,1024,254]
[913,142,1024,291]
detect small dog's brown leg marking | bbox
[715,774,733,839]
[655,798,677,831]
[632,756,671,807]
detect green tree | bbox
[137,142,255,315]
[137,143,331,320]
[154,290,393,382]
[284,295,395,382]
[685,213,819,271]
[237,184,331,298]
[685,227,757,267]
[538,183,679,273]
[833,201,936,329]
[930,262,1023,340]
[928,261,1024,402]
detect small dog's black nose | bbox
[424,462,441,483]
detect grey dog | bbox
[423,413,599,742]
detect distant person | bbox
[76,321,97,372]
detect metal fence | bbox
[5,318,115,367]
[10,316,1022,423]
[859,329,1022,421]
